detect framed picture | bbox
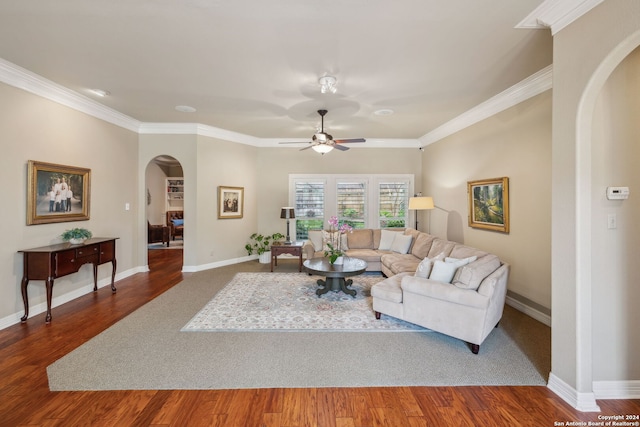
[467,177,509,233]
[27,160,91,225]
[218,186,244,219]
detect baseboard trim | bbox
[593,380,640,399]
[0,266,143,331]
[505,295,551,326]
[548,373,601,412]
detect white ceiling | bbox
[0,0,555,144]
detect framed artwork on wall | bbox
[27,160,91,225]
[218,186,244,219]
[467,177,509,233]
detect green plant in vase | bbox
[244,232,285,256]
[61,227,92,244]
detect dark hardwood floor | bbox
[1,248,638,426]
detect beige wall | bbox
[551,0,640,403]
[422,91,552,311]
[591,46,640,381]
[1,82,139,325]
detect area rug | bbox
[47,267,547,391]
[182,272,424,332]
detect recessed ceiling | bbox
[0,0,552,141]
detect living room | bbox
[1,0,638,417]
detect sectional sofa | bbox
[303,227,510,353]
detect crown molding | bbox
[418,65,552,147]
[138,122,262,146]
[516,0,604,35]
[0,58,141,132]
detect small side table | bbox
[271,241,304,272]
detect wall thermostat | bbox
[606,187,630,200]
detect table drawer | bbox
[76,244,99,259]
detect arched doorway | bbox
[145,155,184,268]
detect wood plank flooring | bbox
[0,249,638,426]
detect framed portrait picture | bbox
[27,160,91,225]
[467,177,509,233]
[218,186,244,219]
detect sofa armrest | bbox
[302,240,317,259]
[400,275,489,309]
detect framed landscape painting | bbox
[467,177,509,233]
[27,160,91,225]
[218,186,244,219]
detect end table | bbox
[270,241,304,272]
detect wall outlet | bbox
[607,214,617,229]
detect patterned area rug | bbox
[182,272,425,332]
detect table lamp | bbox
[280,207,295,244]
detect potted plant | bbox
[61,227,92,245]
[245,232,284,263]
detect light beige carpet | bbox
[47,263,549,391]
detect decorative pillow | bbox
[429,257,473,283]
[390,234,412,254]
[171,219,184,226]
[308,230,323,251]
[322,230,348,251]
[452,255,502,291]
[414,252,445,278]
[378,229,398,250]
[444,256,477,265]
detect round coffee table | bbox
[303,257,368,298]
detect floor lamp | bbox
[280,207,295,244]
[408,196,434,231]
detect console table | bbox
[18,237,118,323]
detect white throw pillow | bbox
[390,233,412,254]
[445,256,477,266]
[414,252,445,278]
[308,230,323,251]
[378,229,397,250]
[429,257,473,283]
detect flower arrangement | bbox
[324,216,353,264]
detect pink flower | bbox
[328,216,339,228]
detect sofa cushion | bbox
[347,229,373,249]
[450,244,488,260]
[381,253,421,275]
[414,252,445,278]
[427,238,455,258]
[370,275,404,303]
[345,249,383,263]
[390,234,412,254]
[452,254,501,291]
[322,230,348,251]
[410,232,435,259]
[378,229,397,250]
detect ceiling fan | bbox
[280,109,365,154]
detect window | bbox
[337,180,366,229]
[378,181,409,228]
[293,180,325,240]
[290,175,412,239]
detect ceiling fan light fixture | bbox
[318,75,337,94]
[312,144,334,154]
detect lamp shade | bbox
[312,144,333,154]
[280,207,295,219]
[408,196,434,210]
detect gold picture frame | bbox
[27,160,91,225]
[467,177,509,233]
[217,186,244,219]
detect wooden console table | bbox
[270,241,303,272]
[18,237,118,323]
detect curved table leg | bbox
[45,277,54,323]
[316,279,329,296]
[315,277,357,298]
[20,277,29,322]
[340,278,357,298]
[110,259,117,293]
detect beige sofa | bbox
[303,227,510,354]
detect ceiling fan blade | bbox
[334,138,366,144]
[300,145,314,151]
[333,144,350,151]
[279,141,311,144]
